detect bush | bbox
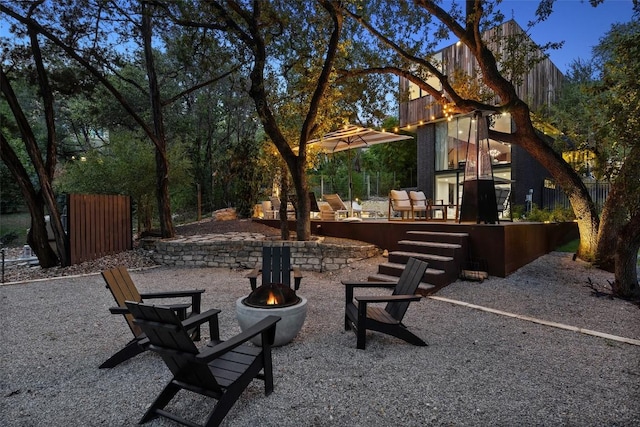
[512,203,575,222]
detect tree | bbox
[54,132,192,232]
[162,0,355,240]
[591,20,640,297]
[1,28,70,267]
[1,0,240,241]
[335,0,640,296]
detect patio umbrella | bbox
[308,125,413,216]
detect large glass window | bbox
[435,113,512,172]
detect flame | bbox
[266,291,279,305]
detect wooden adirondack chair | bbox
[343,257,429,349]
[100,266,214,368]
[125,301,280,427]
[246,246,303,291]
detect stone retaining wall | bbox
[152,238,379,272]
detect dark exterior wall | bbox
[416,124,435,199]
[511,145,550,208]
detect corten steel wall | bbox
[67,194,132,264]
[257,219,578,278]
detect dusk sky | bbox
[1,1,635,74]
[499,0,636,72]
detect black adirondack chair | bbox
[100,266,216,368]
[343,257,429,349]
[246,246,303,291]
[125,301,280,427]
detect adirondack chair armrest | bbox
[181,308,221,341]
[110,302,191,318]
[355,295,422,304]
[343,281,398,302]
[109,306,129,315]
[140,289,205,314]
[139,289,205,299]
[293,267,303,291]
[199,316,281,362]
[342,281,398,288]
[245,267,261,290]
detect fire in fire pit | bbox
[236,282,308,346]
[243,283,301,308]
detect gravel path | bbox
[1,252,639,426]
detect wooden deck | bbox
[255,219,578,278]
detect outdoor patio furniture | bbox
[261,200,277,219]
[246,246,303,291]
[322,193,357,218]
[388,189,412,220]
[100,266,215,368]
[269,196,295,219]
[342,257,429,349]
[409,191,428,219]
[125,301,280,427]
[495,187,511,219]
[428,199,448,221]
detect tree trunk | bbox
[26,199,60,268]
[0,133,59,267]
[142,2,175,238]
[292,158,311,241]
[595,183,625,272]
[279,170,290,240]
[506,105,600,261]
[0,67,66,267]
[613,212,640,298]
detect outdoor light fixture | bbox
[459,110,499,224]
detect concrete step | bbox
[397,240,462,257]
[388,250,457,276]
[406,230,469,245]
[367,273,437,295]
[377,261,448,288]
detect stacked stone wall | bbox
[152,238,379,272]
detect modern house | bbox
[399,20,565,217]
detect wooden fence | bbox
[67,194,132,265]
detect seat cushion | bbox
[390,190,411,210]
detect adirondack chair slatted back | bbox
[386,258,429,320]
[126,302,222,394]
[262,246,292,287]
[102,266,143,337]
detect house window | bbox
[435,113,512,172]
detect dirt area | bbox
[175,218,281,236]
[175,218,368,246]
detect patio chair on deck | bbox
[125,301,280,427]
[100,266,217,368]
[270,196,295,219]
[388,190,412,220]
[261,200,278,219]
[343,257,429,349]
[322,193,360,219]
[495,188,511,220]
[409,191,428,220]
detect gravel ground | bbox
[1,251,639,426]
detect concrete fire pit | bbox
[235,295,308,346]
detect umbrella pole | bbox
[348,150,353,217]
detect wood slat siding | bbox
[68,194,132,264]
[400,20,564,126]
